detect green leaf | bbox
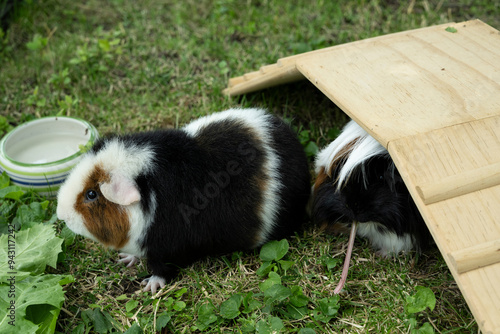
[264,284,291,304]
[0,186,25,200]
[98,39,111,52]
[256,316,284,334]
[242,292,262,313]
[0,274,73,334]
[124,322,143,334]
[26,34,48,51]
[284,304,309,320]
[278,260,294,271]
[258,272,281,292]
[0,172,10,189]
[290,286,309,307]
[174,287,188,298]
[196,303,218,330]
[298,328,317,334]
[173,300,186,311]
[313,296,340,323]
[406,286,436,314]
[304,141,319,157]
[126,300,139,312]
[220,294,243,319]
[116,294,128,301]
[13,201,52,229]
[156,312,171,330]
[445,27,457,33]
[0,224,63,281]
[260,239,289,262]
[413,322,435,334]
[256,261,274,277]
[321,255,341,271]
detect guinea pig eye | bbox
[85,189,99,202]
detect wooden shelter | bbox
[224,20,500,334]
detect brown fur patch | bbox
[320,221,351,234]
[313,167,329,193]
[74,165,130,249]
[327,137,360,176]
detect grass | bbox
[1,0,498,332]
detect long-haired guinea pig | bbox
[311,120,430,256]
[57,108,311,293]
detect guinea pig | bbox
[311,120,430,256]
[57,108,311,293]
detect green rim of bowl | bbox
[0,116,97,175]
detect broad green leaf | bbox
[174,287,188,298]
[298,328,317,334]
[256,316,283,334]
[126,300,139,312]
[263,284,291,304]
[290,286,309,307]
[304,141,319,157]
[258,272,281,292]
[0,186,25,201]
[98,39,111,52]
[285,304,309,320]
[124,322,143,334]
[242,292,261,314]
[156,312,171,330]
[13,202,53,229]
[406,286,436,314]
[0,224,63,281]
[313,296,340,323]
[260,239,289,262]
[321,255,341,271]
[0,172,10,189]
[220,294,243,319]
[173,300,186,311]
[278,260,294,271]
[0,274,73,334]
[413,322,435,334]
[256,261,274,277]
[196,303,218,330]
[91,308,115,334]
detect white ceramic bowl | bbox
[0,116,98,198]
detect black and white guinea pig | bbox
[57,108,311,293]
[311,120,430,256]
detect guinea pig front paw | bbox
[118,253,140,268]
[141,275,166,294]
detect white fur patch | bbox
[315,120,388,189]
[183,108,283,246]
[356,222,414,255]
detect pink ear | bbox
[100,173,141,206]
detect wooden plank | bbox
[388,116,500,334]
[416,161,500,204]
[296,20,500,147]
[223,64,304,96]
[276,22,454,68]
[450,238,500,274]
[225,22,455,96]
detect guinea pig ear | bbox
[100,173,141,206]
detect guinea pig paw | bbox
[374,249,392,258]
[141,275,166,294]
[118,253,139,268]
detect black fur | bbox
[93,114,311,281]
[313,155,430,252]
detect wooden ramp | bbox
[224,20,500,334]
